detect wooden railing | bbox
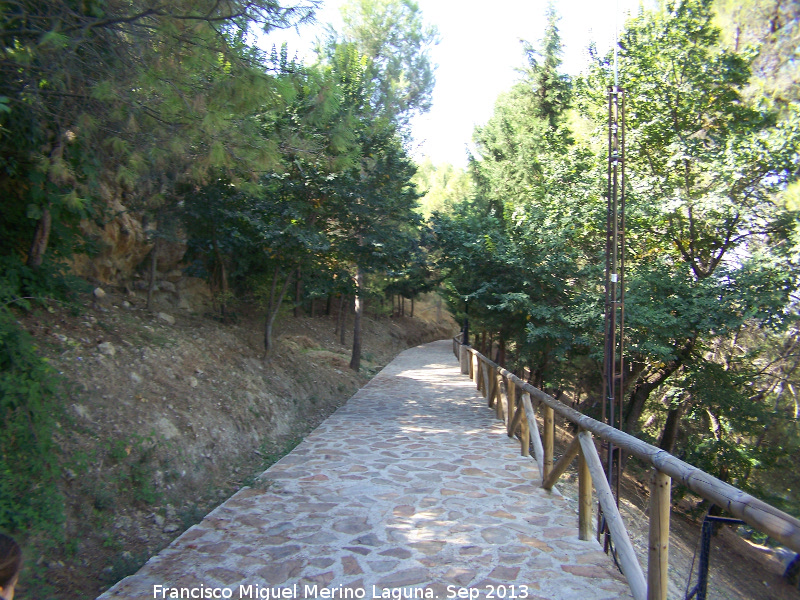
[452,337,800,600]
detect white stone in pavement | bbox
[98,340,633,600]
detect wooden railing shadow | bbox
[452,337,800,600]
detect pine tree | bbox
[522,2,571,127]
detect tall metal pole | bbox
[600,84,626,547]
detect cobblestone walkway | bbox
[99,340,631,600]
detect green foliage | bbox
[335,0,439,127]
[0,0,317,277]
[436,4,603,384]
[106,434,162,506]
[0,0,440,585]
[677,359,772,488]
[0,254,89,312]
[580,0,800,441]
[413,158,473,218]
[102,550,150,585]
[0,253,90,537]
[330,128,423,271]
[470,3,575,223]
[521,2,571,128]
[0,310,64,535]
[436,0,800,507]
[713,0,800,104]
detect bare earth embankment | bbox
[17,291,455,600]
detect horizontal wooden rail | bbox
[453,339,800,600]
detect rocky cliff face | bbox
[71,190,153,283]
[69,189,213,313]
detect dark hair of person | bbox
[0,534,21,588]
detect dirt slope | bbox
[16,291,456,600]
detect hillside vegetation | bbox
[13,289,454,599]
[1,1,442,586]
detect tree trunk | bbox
[339,296,348,346]
[147,238,158,310]
[410,296,414,318]
[27,206,52,268]
[350,268,364,371]
[335,295,342,334]
[495,337,506,367]
[623,338,695,434]
[326,295,333,316]
[212,236,228,318]
[219,260,228,317]
[294,266,302,317]
[658,403,684,453]
[26,140,64,269]
[624,367,678,434]
[263,266,293,361]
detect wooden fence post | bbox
[543,406,554,481]
[578,442,593,541]
[495,375,506,421]
[648,469,671,600]
[482,362,492,404]
[506,381,517,435]
[542,434,581,491]
[520,404,530,457]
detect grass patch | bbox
[240,436,305,489]
[102,550,150,584]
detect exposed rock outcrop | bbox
[71,187,152,283]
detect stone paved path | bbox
[99,340,632,600]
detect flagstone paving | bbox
[98,339,632,600]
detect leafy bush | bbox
[107,434,161,505]
[0,310,64,535]
[0,254,88,536]
[0,254,88,312]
